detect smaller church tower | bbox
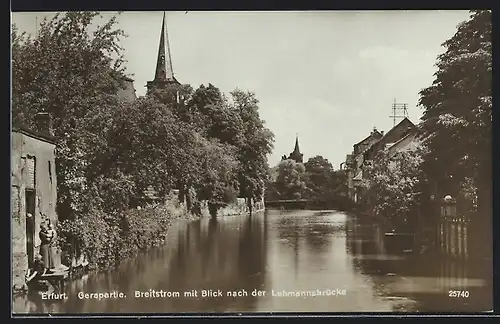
[146,12,181,95]
[282,135,304,163]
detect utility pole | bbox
[389,98,408,127]
[35,15,39,38]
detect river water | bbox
[13,209,492,314]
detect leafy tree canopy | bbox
[418,10,491,209]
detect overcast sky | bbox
[12,10,471,169]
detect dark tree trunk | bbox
[178,183,186,204]
[208,203,218,219]
[247,197,253,215]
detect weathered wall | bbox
[11,131,58,292]
[117,78,137,103]
[387,132,420,157]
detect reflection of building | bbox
[281,135,304,163]
[11,113,59,291]
[343,118,417,202]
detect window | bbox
[48,161,52,184]
[26,156,36,190]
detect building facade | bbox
[117,76,137,102]
[344,118,417,203]
[12,113,59,291]
[344,127,384,202]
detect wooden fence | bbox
[437,196,470,260]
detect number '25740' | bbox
[449,290,470,298]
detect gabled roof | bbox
[12,125,57,145]
[354,130,383,147]
[388,132,411,149]
[381,117,415,142]
[386,128,421,152]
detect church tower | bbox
[282,135,304,163]
[146,12,181,94]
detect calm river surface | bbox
[13,209,492,314]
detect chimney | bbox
[34,112,53,136]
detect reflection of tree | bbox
[345,215,492,312]
[276,213,342,255]
[16,216,269,313]
[305,223,334,251]
[161,214,268,312]
[274,212,349,280]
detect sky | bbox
[12,10,472,169]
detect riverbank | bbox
[12,199,197,297]
[65,214,199,282]
[14,196,265,297]
[63,199,266,282]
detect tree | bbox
[195,138,239,208]
[230,89,274,207]
[11,11,275,268]
[12,12,128,219]
[361,144,426,230]
[304,155,335,199]
[103,97,203,198]
[274,159,307,200]
[149,84,196,127]
[188,84,245,147]
[301,155,349,208]
[418,10,491,218]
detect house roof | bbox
[381,117,414,142]
[363,118,415,155]
[386,128,422,152]
[12,125,57,145]
[354,130,383,147]
[387,132,412,150]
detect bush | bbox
[57,201,189,270]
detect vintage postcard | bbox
[11,10,493,315]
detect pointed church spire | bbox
[284,134,303,163]
[147,11,180,93]
[293,134,301,154]
[155,12,176,82]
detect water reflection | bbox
[13,215,268,313]
[345,215,493,312]
[12,210,492,314]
